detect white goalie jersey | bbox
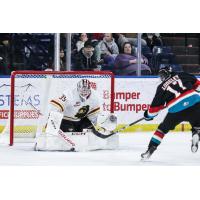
[35,79,118,152]
[50,88,100,124]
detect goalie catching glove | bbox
[97,114,117,132]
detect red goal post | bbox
[8,70,115,146]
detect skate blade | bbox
[141,157,149,162]
[140,154,150,161]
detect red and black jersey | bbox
[148,72,200,116]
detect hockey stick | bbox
[92,117,145,139]
[112,117,145,134]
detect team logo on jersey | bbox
[74,101,81,107]
[75,105,89,118]
[183,102,189,106]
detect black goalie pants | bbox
[158,102,200,134]
[60,117,93,132]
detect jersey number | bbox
[166,79,186,97]
[59,94,67,102]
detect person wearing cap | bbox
[73,40,100,71]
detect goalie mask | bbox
[158,66,172,82]
[77,79,91,100]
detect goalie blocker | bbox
[35,111,119,151]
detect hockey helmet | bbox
[77,79,91,99]
[158,65,172,81]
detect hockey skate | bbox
[141,146,157,160]
[191,130,200,153]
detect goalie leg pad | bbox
[45,111,63,136]
[35,133,75,151]
[86,129,119,150]
[34,129,119,151]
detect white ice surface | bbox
[0,132,200,166]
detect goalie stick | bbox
[92,117,145,139]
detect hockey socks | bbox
[150,129,165,146]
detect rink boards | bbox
[0,75,198,134]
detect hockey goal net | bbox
[1,71,115,146]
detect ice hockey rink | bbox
[0,132,199,166]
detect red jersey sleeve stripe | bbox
[193,80,200,89]
[149,105,165,113]
[166,89,194,107]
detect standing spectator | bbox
[76,33,89,52]
[98,33,119,66]
[74,40,100,71]
[144,33,163,50]
[114,33,147,52]
[114,42,151,75]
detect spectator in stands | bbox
[0,53,9,75]
[71,33,79,51]
[98,33,119,67]
[73,40,100,71]
[91,33,104,41]
[114,42,151,75]
[113,33,147,52]
[72,34,101,67]
[60,49,65,70]
[44,49,66,71]
[144,33,163,50]
[0,34,11,75]
[76,33,89,52]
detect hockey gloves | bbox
[144,110,154,121]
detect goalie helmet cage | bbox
[8,70,115,146]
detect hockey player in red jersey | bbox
[141,66,200,160]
